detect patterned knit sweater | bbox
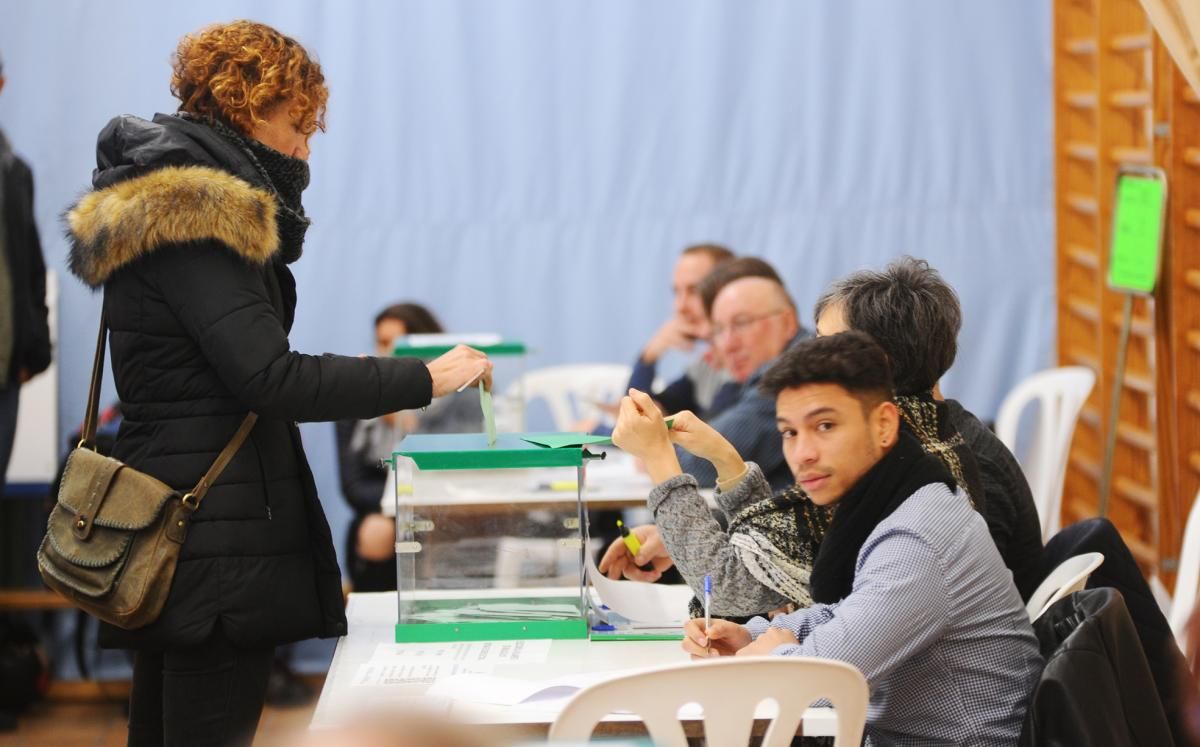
[648,462,830,620]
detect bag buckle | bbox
[181,493,200,511]
[72,513,92,540]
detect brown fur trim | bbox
[65,165,279,288]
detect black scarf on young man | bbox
[809,430,956,605]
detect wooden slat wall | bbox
[1056,0,1161,566]
[1056,0,1200,576]
[1156,58,1200,579]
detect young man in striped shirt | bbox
[679,332,1042,745]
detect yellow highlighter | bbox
[617,519,654,572]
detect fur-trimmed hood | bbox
[65,114,280,288]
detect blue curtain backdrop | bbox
[1,0,1053,666]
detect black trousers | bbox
[127,625,274,747]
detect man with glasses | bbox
[674,260,808,491]
[599,257,808,583]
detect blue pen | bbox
[703,574,712,647]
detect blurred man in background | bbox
[0,53,52,495]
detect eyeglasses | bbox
[711,310,786,341]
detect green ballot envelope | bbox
[390,433,605,642]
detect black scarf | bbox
[809,430,956,605]
[204,117,312,264]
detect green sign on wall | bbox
[1107,168,1167,295]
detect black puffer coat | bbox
[64,114,433,650]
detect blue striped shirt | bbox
[746,483,1042,746]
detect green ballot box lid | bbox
[393,432,609,470]
[392,341,527,359]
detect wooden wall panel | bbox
[1056,0,1200,577]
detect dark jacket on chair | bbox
[1021,587,1174,746]
[64,113,434,651]
[1040,518,1190,744]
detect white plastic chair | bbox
[1149,490,1200,655]
[1025,552,1105,622]
[995,366,1096,542]
[505,364,632,431]
[548,657,868,747]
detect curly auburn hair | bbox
[170,20,327,137]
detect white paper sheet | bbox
[353,640,552,687]
[369,639,551,666]
[585,547,693,624]
[353,660,493,686]
[427,670,639,706]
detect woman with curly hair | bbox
[64,20,491,745]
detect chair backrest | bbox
[1026,552,1105,622]
[995,366,1096,541]
[548,657,868,747]
[1169,489,1200,654]
[506,364,632,431]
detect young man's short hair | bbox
[699,256,794,317]
[760,331,894,409]
[813,256,961,396]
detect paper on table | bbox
[353,639,553,686]
[585,548,692,624]
[426,670,639,706]
[353,660,493,686]
[480,381,497,446]
[369,639,551,665]
[521,433,613,449]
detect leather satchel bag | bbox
[36,317,257,630]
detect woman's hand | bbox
[611,389,681,483]
[667,410,744,481]
[425,345,492,398]
[682,618,753,659]
[597,524,674,582]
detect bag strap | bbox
[183,412,258,508]
[79,315,109,448]
[82,314,258,510]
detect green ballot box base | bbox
[394,596,588,642]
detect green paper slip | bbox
[521,434,614,449]
[479,381,496,447]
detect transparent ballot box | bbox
[391,433,599,643]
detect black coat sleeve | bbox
[150,241,433,421]
[10,159,51,377]
[334,419,389,516]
